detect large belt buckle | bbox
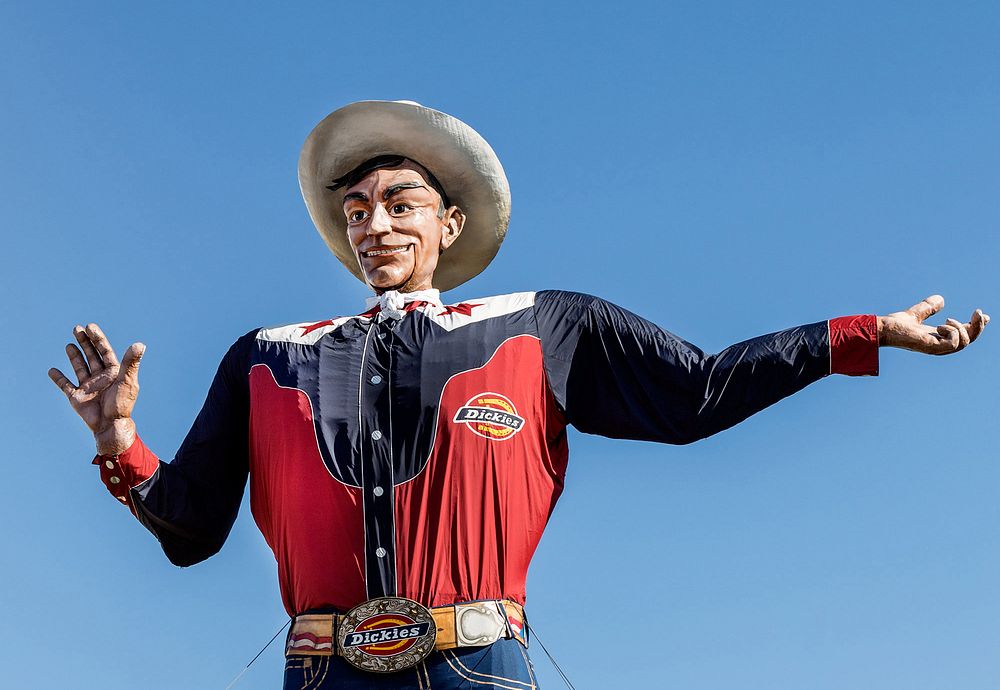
[338,597,437,673]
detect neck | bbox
[373,276,433,295]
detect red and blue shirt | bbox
[95,290,878,616]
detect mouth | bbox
[361,245,412,258]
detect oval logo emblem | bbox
[452,392,525,441]
[338,597,436,673]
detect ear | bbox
[439,206,466,251]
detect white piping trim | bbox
[248,363,356,489]
[442,651,530,690]
[446,648,536,687]
[393,334,541,487]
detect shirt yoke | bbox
[255,291,539,345]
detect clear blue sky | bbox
[2,2,998,688]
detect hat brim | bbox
[298,101,510,293]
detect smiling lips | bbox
[362,245,411,258]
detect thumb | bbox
[118,342,146,384]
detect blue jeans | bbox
[282,638,538,689]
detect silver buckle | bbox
[455,601,507,647]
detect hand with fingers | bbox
[879,296,990,355]
[48,323,146,457]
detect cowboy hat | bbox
[298,100,511,292]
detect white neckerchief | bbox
[365,289,443,321]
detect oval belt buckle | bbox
[338,597,437,673]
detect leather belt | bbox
[286,599,527,657]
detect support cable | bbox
[526,621,577,690]
[223,618,291,689]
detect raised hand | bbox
[879,296,990,355]
[48,324,146,456]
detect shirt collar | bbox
[364,289,443,321]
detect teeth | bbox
[364,246,409,257]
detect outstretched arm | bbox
[49,324,256,566]
[533,291,987,445]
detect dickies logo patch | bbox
[343,615,431,655]
[453,393,525,441]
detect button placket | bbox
[360,318,397,599]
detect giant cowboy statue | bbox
[49,101,989,689]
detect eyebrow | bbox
[383,182,427,200]
[343,191,368,204]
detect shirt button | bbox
[370,375,382,385]
[109,476,121,485]
[375,547,387,558]
[373,486,384,497]
[371,430,383,441]
[377,332,386,339]
[118,496,128,503]
[104,460,115,469]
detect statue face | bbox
[343,160,465,293]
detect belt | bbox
[286,599,527,657]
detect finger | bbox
[945,318,970,350]
[907,295,945,323]
[73,325,104,372]
[64,342,91,384]
[84,323,119,368]
[935,324,960,353]
[968,309,990,342]
[117,342,146,385]
[48,367,77,397]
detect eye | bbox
[390,203,410,215]
[348,209,368,223]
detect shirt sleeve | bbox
[533,291,878,445]
[829,314,879,376]
[93,330,258,566]
[92,435,160,518]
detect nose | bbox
[368,203,392,236]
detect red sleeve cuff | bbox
[829,315,879,376]
[91,435,160,517]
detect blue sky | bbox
[2,1,998,688]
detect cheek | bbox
[415,232,442,260]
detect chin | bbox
[365,267,409,291]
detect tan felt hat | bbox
[298,101,511,292]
